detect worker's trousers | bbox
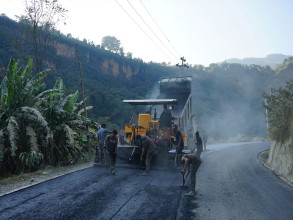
[98,141,105,164]
[190,158,201,192]
[105,149,116,173]
[145,151,155,172]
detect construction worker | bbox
[193,131,203,158]
[136,134,158,175]
[104,129,118,175]
[172,124,184,166]
[96,123,108,164]
[181,153,201,196]
[202,131,208,151]
[159,104,172,130]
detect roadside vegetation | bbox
[263,78,293,143]
[263,76,293,184]
[0,58,97,176]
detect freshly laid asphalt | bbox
[0,142,292,220]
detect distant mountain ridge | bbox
[224,54,292,68]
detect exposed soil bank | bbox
[258,148,293,187]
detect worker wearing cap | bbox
[104,129,118,175]
[181,153,201,196]
[136,134,158,175]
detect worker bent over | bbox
[181,153,201,196]
[136,134,158,175]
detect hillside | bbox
[1,15,292,141]
[0,15,177,128]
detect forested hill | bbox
[0,15,177,127]
[0,15,292,141]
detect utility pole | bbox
[75,46,89,149]
[176,57,189,76]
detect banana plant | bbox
[36,77,94,165]
[0,58,94,174]
[0,58,52,173]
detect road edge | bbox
[258,149,293,188]
[0,162,93,197]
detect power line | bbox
[114,0,175,63]
[127,0,178,62]
[139,0,181,58]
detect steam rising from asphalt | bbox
[146,82,164,115]
[191,74,267,142]
[147,75,267,142]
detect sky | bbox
[0,0,293,66]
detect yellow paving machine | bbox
[115,76,193,169]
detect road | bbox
[0,142,293,220]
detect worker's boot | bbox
[110,167,115,175]
[184,191,196,196]
[142,171,149,176]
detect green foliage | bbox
[0,15,171,131]
[0,58,51,174]
[0,58,94,175]
[19,150,43,171]
[19,0,68,72]
[38,77,93,165]
[101,36,121,53]
[263,79,293,143]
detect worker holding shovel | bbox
[181,153,201,196]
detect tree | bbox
[20,0,67,73]
[263,79,293,143]
[101,36,121,53]
[126,52,133,59]
[119,47,124,57]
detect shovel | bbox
[129,146,137,161]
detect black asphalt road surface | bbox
[1,142,293,220]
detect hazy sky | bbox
[1,0,293,66]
